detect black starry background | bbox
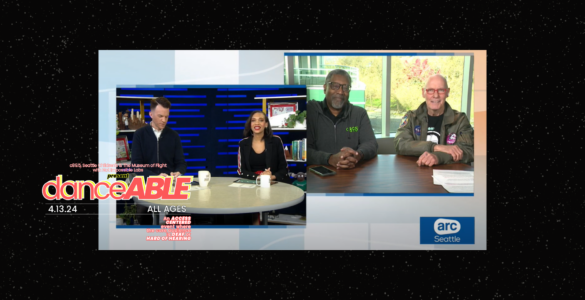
[2,0,584,298]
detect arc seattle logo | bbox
[420,217,475,244]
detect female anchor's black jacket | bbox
[237,136,289,182]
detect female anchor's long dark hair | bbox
[243,110,273,140]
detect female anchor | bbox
[227,111,289,225]
[237,111,289,183]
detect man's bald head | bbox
[425,74,449,89]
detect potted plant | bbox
[284,110,307,128]
[115,214,123,225]
[120,203,137,225]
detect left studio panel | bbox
[113,85,308,227]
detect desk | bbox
[133,177,305,225]
[307,154,474,194]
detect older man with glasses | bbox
[307,69,378,169]
[395,74,474,166]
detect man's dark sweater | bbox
[130,125,187,177]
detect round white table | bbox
[133,177,305,225]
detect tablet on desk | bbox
[309,166,336,177]
[233,179,256,184]
[233,179,279,185]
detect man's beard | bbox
[331,96,346,109]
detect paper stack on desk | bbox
[432,170,474,193]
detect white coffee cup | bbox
[256,174,271,188]
[198,170,211,188]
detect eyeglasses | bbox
[328,82,351,93]
[425,88,448,95]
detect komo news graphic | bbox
[53,50,486,250]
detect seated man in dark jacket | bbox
[307,69,378,169]
[130,97,187,224]
[131,97,186,178]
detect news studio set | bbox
[84,50,485,250]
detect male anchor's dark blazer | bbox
[237,136,289,182]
